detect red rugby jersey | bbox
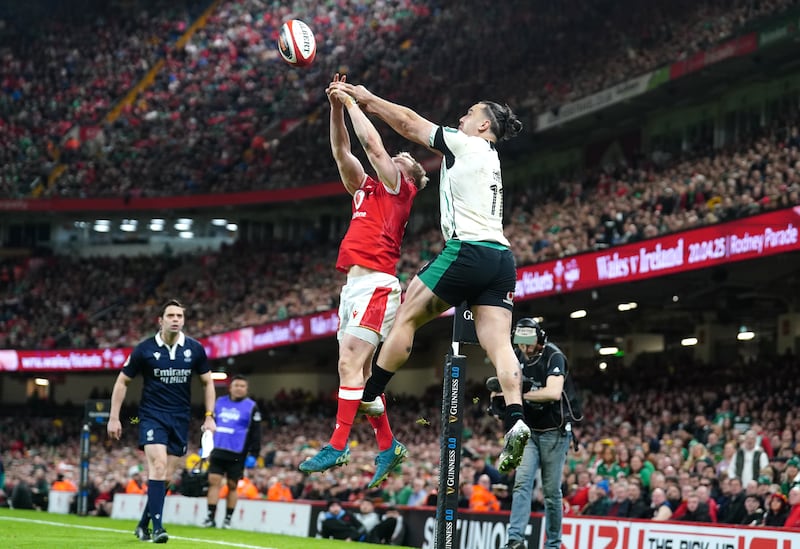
[336,174,418,275]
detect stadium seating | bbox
[2,121,798,350]
[1,0,795,197]
[1,2,800,532]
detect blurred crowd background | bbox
[1,351,799,529]
[0,0,799,535]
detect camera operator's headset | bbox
[512,317,546,348]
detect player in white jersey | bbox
[435,124,509,245]
[331,80,529,473]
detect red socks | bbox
[367,394,394,451]
[330,386,362,450]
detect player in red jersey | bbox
[299,74,427,488]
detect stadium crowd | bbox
[1,0,800,543]
[24,0,435,198]
[1,351,799,532]
[1,0,797,198]
[273,0,800,187]
[0,0,206,198]
[1,114,799,350]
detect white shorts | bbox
[337,270,401,347]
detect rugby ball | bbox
[278,19,316,67]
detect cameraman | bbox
[489,319,575,549]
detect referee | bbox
[108,299,216,544]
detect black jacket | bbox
[519,343,570,430]
[682,503,712,523]
[719,493,746,524]
[319,509,364,540]
[625,497,652,519]
[606,498,631,518]
[763,508,789,527]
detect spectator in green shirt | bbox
[629,454,655,489]
[596,445,623,480]
[378,475,412,505]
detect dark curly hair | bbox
[481,101,523,142]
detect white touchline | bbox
[0,516,280,549]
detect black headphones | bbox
[513,318,547,346]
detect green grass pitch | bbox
[0,508,394,548]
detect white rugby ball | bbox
[278,19,316,67]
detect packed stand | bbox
[45,0,433,198]
[399,0,799,120]
[3,113,800,350]
[0,253,184,350]
[1,351,799,532]
[12,0,794,198]
[506,123,800,264]
[515,0,798,116]
[0,0,206,198]
[258,0,800,187]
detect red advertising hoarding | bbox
[0,310,342,372]
[669,32,758,79]
[2,208,798,372]
[515,205,800,300]
[0,182,344,212]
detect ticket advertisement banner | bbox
[757,11,800,48]
[514,206,800,301]
[536,72,655,131]
[2,208,798,373]
[0,348,130,372]
[555,518,797,549]
[0,311,340,372]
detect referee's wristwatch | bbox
[204,411,215,418]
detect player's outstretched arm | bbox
[335,89,400,192]
[333,81,437,152]
[327,74,365,195]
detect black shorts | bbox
[138,412,189,456]
[418,240,516,310]
[207,451,245,481]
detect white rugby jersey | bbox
[429,126,510,247]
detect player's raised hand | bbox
[326,73,347,105]
[332,81,375,111]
